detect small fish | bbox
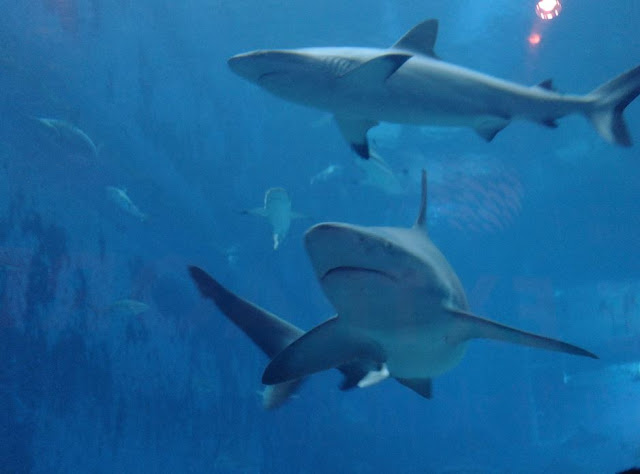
[106,186,148,222]
[106,299,150,316]
[242,187,305,250]
[310,164,342,185]
[33,117,99,157]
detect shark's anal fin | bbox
[396,377,433,399]
[392,18,440,58]
[262,316,386,385]
[448,308,598,359]
[188,266,303,358]
[338,360,382,390]
[335,116,378,159]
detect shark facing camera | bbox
[189,171,597,408]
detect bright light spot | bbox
[536,0,562,20]
[528,33,542,46]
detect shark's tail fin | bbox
[586,64,640,146]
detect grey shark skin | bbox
[228,19,640,158]
[188,266,377,409]
[262,171,597,397]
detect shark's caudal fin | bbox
[586,64,640,146]
[262,316,386,385]
[448,308,598,359]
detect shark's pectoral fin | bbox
[340,53,412,85]
[188,266,303,358]
[473,116,510,142]
[392,18,440,58]
[335,116,378,159]
[241,207,269,217]
[447,308,598,359]
[395,377,433,399]
[262,316,386,385]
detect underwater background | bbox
[1,1,639,472]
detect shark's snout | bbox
[305,222,395,281]
[227,52,263,82]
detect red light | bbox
[535,0,562,20]
[528,33,542,46]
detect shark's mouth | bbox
[321,266,398,282]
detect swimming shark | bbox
[33,117,99,157]
[188,266,378,409]
[242,187,305,249]
[228,19,640,158]
[262,171,597,397]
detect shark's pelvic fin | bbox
[396,377,433,399]
[586,64,640,147]
[335,116,378,159]
[413,169,428,230]
[473,116,510,142]
[262,316,386,385]
[448,308,599,359]
[392,18,440,59]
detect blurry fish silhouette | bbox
[33,117,99,158]
[242,187,305,249]
[105,299,150,316]
[188,266,378,409]
[89,298,150,319]
[106,186,148,222]
[310,164,342,185]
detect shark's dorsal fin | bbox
[413,169,428,230]
[392,19,440,59]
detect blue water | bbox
[1,1,639,473]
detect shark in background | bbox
[241,187,305,250]
[229,19,640,158]
[261,171,598,398]
[32,117,100,158]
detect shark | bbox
[262,171,598,398]
[242,187,305,250]
[228,19,640,158]
[33,117,99,157]
[188,265,378,409]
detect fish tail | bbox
[586,64,640,146]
